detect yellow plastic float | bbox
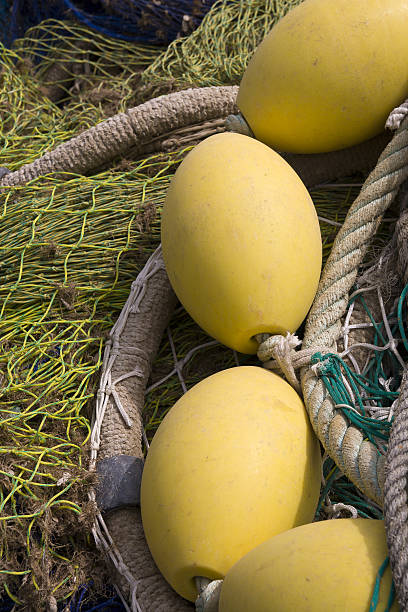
[141,366,322,601]
[161,132,322,354]
[219,519,398,611]
[237,0,408,153]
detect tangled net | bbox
[0,1,404,608]
[0,154,184,608]
[4,0,218,47]
[143,0,304,87]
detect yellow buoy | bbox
[219,519,398,611]
[237,0,408,153]
[161,132,321,354]
[141,366,322,601]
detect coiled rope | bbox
[384,186,408,610]
[0,86,239,187]
[300,112,408,506]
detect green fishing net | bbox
[143,0,304,87]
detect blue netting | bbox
[0,0,11,37]
[1,0,218,46]
[0,584,126,611]
[65,583,126,611]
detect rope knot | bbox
[257,333,302,393]
[257,332,301,362]
[386,99,408,131]
[310,351,331,375]
[195,578,223,612]
[256,334,335,394]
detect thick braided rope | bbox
[90,248,193,611]
[384,370,408,610]
[0,86,238,186]
[386,101,408,131]
[301,115,408,505]
[384,202,408,611]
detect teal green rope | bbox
[397,283,408,352]
[311,283,408,450]
[370,557,388,611]
[386,581,396,612]
[311,352,393,444]
[315,457,383,520]
[369,557,395,612]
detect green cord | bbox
[369,557,395,612]
[312,282,408,451]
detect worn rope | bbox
[384,189,408,611]
[0,86,238,187]
[256,332,334,394]
[384,369,408,611]
[386,101,408,132]
[195,578,223,612]
[90,246,195,612]
[300,113,408,505]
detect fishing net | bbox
[4,0,218,47]
[1,0,408,610]
[0,1,11,42]
[0,158,181,609]
[0,21,164,171]
[143,0,304,87]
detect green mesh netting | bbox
[0,20,162,173]
[143,0,302,87]
[142,0,304,87]
[0,154,185,606]
[310,232,408,455]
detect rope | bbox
[0,86,238,187]
[90,246,195,611]
[384,370,408,611]
[301,113,408,505]
[384,182,408,611]
[195,578,223,612]
[386,100,408,131]
[224,113,253,136]
[256,332,334,394]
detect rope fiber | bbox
[301,114,408,505]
